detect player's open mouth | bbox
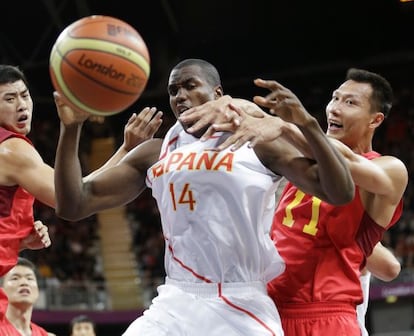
[177,105,190,115]
[328,120,343,130]
[17,114,28,122]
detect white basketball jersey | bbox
[146,122,285,284]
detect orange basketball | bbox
[49,15,150,116]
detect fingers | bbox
[198,107,242,141]
[53,91,62,105]
[199,122,236,142]
[36,223,50,247]
[180,99,234,134]
[182,113,217,134]
[132,107,156,125]
[32,221,51,248]
[254,78,281,91]
[253,78,293,112]
[179,105,209,129]
[33,220,44,230]
[227,103,243,126]
[185,117,212,134]
[146,111,163,136]
[179,104,203,118]
[124,107,163,151]
[185,105,241,135]
[127,107,163,133]
[42,235,51,248]
[213,133,255,152]
[125,112,137,126]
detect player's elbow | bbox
[55,202,85,221]
[340,181,355,204]
[381,260,401,282]
[326,180,355,206]
[55,208,78,221]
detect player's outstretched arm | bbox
[252,78,354,205]
[53,92,159,221]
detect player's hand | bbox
[20,220,51,251]
[53,91,90,126]
[207,103,286,151]
[253,79,313,127]
[179,96,265,140]
[179,95,239,136]
[123,107,163,151]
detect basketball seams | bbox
[67,17,149,60]
[51,52,146,116]
[55,37,150,77]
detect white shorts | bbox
[122,278,284,336]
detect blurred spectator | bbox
[69,314,96,336]
[0,257,56,336]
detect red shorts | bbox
[278,302,361,336]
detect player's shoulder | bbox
[373,155,408,175]
[0,134,33,150]
[30,321,50,336]
[0,136,39,164]
[0,137,43,187]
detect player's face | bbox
[168,65,218,138]
[0,80,33,135]
[71,322,96,336]
[2,265,39,305]
[325,80,376,149]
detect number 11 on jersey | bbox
[282,189,320,236]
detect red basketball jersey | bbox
[268,151,403,307]
[0,127,35,277]
[0,318,49,336]
[0,128,35,320]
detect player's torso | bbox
[0,129,35,276]
[147,126,284,283]
[269,183,366,304]
[0,320,48,336]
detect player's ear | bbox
[370,112,385,129]
[214,85,224,99]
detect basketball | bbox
[49,15,150,116]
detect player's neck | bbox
[6,305,33,335]
[351,141,373,155]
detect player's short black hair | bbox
[70,314,96,332]
[173,58,222,88]
[345,68,393,118]
[0,64,29,88]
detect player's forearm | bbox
[54,122,87,220]
[280,122,313,157]
[298,118,354,205]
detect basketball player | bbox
[0,257,56,336]
[53,58,354,336]
[0,64,161,322]
[180,69,407,335]
[70,314,96,336]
